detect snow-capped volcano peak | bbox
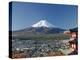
[32,20,55,28]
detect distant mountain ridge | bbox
[11,20,78,40]
[13,27,65,33]
[12,20,66,36]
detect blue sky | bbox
[11,1,78,31]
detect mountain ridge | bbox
[12,20,66,36]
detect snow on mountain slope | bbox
[32,20,55,28]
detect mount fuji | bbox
[31,20,55,28]
[12,20,66,37]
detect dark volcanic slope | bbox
[12,27,66,36]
